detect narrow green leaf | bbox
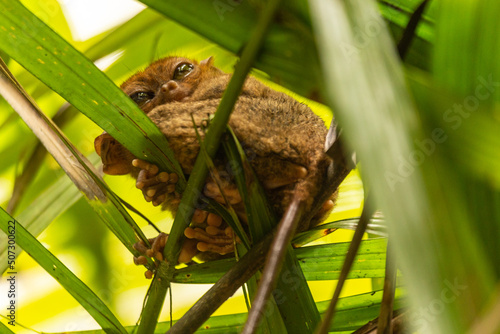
[192,122,250,249]
[223,126,320,332]
[378,0,436,42]
[222,127,276,242]
[0,59,152,266]
[138,0,297,331]
[292,217,387,247]
[319,288,405,332]
[0,209,127,334]
[0,157,84,274]
[59,289,405,334]
[0,0,185,183]
[0,322,15,333]
[244,271,288,334]
[309,0,444,331]
[172,239,388,283]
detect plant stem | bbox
[136,0,283,332]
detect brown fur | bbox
[96,56,334,231]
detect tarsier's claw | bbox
[322,199,334,212]
[192,209,208,223]
[158,172,169,182]
[168,173,179,184]
[166,184,176,193]
[133,255,148,266]
[205,225,225,236]
[145,270,154,279]
[224,226,235,238]
[178,238,199,264]
[314,199,335,220]
[153,194,166,206]
[207,213,222,227]
[146,187,158,197]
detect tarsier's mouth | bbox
[101,162,133,175]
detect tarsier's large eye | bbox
[130,91,155,106]
[173,63,194,80]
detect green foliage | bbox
[0,208,127,333]
[0,0,499,333]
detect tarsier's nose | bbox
[161,80,186,101]
[94,132,132,175]
[162,80,179,92]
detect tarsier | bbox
[94,56,336,271]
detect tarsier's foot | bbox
[132,159,179,206]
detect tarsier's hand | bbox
[132,159,179,206]
[131,160,241,277]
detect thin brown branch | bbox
[167,79,354,334]
[165,157,350,333]
[167,230,274,334]
[7,103,77,214]
[0,58,104,200]
[397,0,431,60]
[377,240,398,334]
[242,195,305,334]
[352,310,407,334]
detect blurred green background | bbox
[0,0,365,331]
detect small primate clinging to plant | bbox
[94,56,336,270]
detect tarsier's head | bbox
[95,56,222,175]
[120,56,223,113]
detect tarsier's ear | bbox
[199,56,214,67]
